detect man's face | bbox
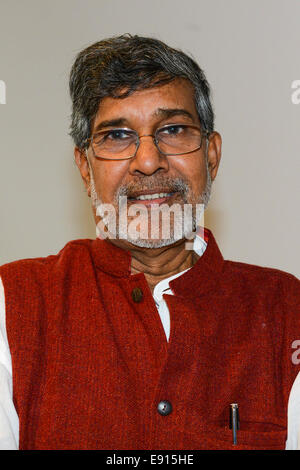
[75,78,222,248]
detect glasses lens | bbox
[157,125,202,154]
[92,129,137,159]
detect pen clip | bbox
[229,403,240,445]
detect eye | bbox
[160,125,185,136]
[105,129,132,140]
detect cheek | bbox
[171,154,207,191]
[93,161,128,202]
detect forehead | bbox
[94,78,199,127]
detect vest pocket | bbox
[217,427,287,450]
[181,422,287,450]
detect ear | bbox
[74,147,91,197]
[206,131,222,182]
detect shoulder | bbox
[0,239,94,284]
[223,259,300,311]
[224,258,299,287]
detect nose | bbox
[128,135,169,176]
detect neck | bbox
[110,238,198,293]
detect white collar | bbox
[153,235,207,303]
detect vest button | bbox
[157,400,172,416]
[131,287,143,303]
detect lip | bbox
[127,191,179,206]
[128,189,175,199]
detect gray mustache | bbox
[117,178,190,199]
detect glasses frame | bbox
[84,124,209,161]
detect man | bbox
[0,34,299,450]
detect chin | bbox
[122,236,184,249]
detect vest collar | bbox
[91,228,224,286]
[169,229,224,297]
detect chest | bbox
[11,272,288,449]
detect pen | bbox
[229,403,240,445]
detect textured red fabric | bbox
[0,229,299,450]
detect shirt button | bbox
[157,400,172,416]
[131,287,143,303]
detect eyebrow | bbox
[93,108,196,133]
[93,118,129,133]
[154,108,195,121]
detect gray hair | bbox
[69,34,214,149]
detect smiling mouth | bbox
[127,191,178,205]
[131,192,174,201]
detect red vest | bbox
[0,229,299,450]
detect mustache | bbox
[115,177,190,200]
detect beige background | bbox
[0,0,299,278]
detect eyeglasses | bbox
[85,124,209,160]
